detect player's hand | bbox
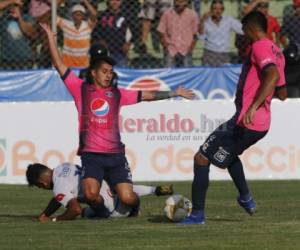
[38,213,51,222]
[175,86,195,100]
[243,106,256,125]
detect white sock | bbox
[133,185,156,197]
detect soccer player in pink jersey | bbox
[181,11,287,225]
[40,23,194,218]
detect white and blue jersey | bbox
[52,163,132,217]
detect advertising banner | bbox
[0,100,299,184]
[0,67,240,102]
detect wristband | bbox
[52,217,57,222]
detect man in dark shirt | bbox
[281,0,300,48]
[92,0,131,67]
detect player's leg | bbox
[133,185,156,196]
[132,184,173,197]
[114,183,140,217]
[180,152,210,225]
[81,153,109,218]
[181,120,236,225]
[228,128,268,215]
[105,153,140,216]
[227,156,256,215]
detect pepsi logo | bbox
[90,98,110,116]
[128,76,170,91]
[0,144,6,173]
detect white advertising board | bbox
[0,100,299,183]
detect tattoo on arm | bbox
[153,91,173,100]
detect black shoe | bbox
[155,185,174,196]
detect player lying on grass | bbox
[26,163,173,222]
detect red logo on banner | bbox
[128,77,170,91]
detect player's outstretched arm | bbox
[141,86,195,101]
[243,65,279,125]
[52,198,82,221]
[39,23,67,77]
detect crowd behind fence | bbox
[0,0,299,71]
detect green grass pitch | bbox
[0,181,300,250]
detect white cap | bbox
[71,4,86,14]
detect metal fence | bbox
[0,0,298,70]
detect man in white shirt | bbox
[26,163,173,222]
[199,0,243,66]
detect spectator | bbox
[0,0,37,69]
[242,0,281,45]
[199,0,243,66]
[235,34,251,63]
[28,0,65,24]
[92,0,132,67]
[281,0,300,97]
[57,1,96,68]
[282,0,299,18]
[121,0,141,53]
[28,0,64,68]
[129,43,163,68]
[280,0,300,48]
[139,0,173,51]
[157,0,198,67]
[191,0,201,16]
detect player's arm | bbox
[39,22,67,77]
[243,65,279,125]
[38,197,62,222]
[52,198,82,221]
[141,86,195,101]
[275,86,288,101]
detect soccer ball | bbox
[164,194,192,222]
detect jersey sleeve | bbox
[52,164,78,207]
[119,88,142,106]
[251,41,276,70]
[252,41,286,87]
[61,69,83,101]
[53,181,76,207]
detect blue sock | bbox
[90,200,110,218]
[128,198,140,217]
[227,157,250,198]
[192,162,210,213]
[191,209,205,218]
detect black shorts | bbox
[199,119,268,168]
[81,152,133,187]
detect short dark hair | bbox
[26,163,48,186]
[211,0,224,6]
[86,59,109,84]
[242,11,268,33]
